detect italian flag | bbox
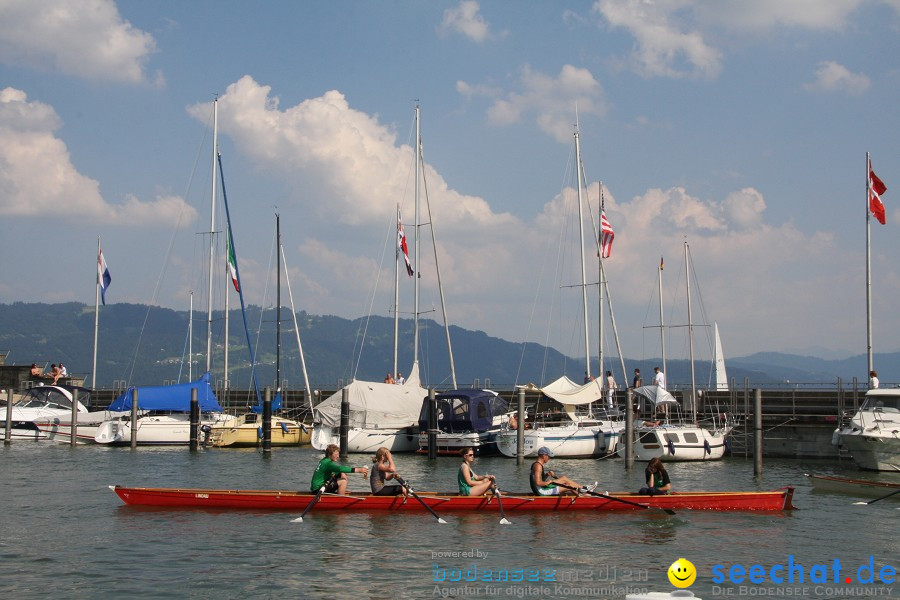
[227,233,240,292]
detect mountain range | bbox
[0,302,883,390]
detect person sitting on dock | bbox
[370,447,407,496]
[49,364,62,384]
[639,457,671,496]
[530,447,596,496]
[395,372,405,385]
[310,444,369,495]
[30,363,46,379]
[384,372,395,384]
[458,447,496,496]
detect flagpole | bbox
[205,97,218,374]
[866,151,873,374]
[92,237,101,390]
[393,203,401,379]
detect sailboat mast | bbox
[413,104,421,369]
[189,292,194,381]
[223,242,229,389]
[865,151,874,374]
[91,236,101,390]
[574,126,591,378]
[658,258,667,378]
[393,203,401,379]
[685,241,697,422]
[276,213,282,391]
[205,98,218,374]
[598,183,604,377]
[280,246,313,408]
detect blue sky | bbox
[1,0,899,374]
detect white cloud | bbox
[693,0,865,31]
[0,0,158,84]
[0,87,195,225]
[460,64,607,142]
[437,0,507,42]
[191,76,519,229]
[593,0,723,79]
[804,60,871,95]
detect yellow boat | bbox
[208,412,310,447]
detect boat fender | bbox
[724,437,732,455]
[667,438,676,455]
[279,421,290,434]
[703,439,711,455]
[257,426,263,439]
[830,429,842,447]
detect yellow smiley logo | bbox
[667,558,696,588]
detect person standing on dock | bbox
[869,371,880,389]
[310,444,369,495]
[653,367,666,389]
[632,368,642,388]
[605,371,617,408]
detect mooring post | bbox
[189,387,199,451]
[427,388,437,460]
[339,387,349,459]
[70,388,79,447]
[262,386,272,454]
[130,388,138,449]
[754,388,763,477]
[516,388,525,465]
[4,388,12,445]
[625,387,634,469]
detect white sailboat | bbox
[496,122,623,458]
[312,103,454,453]
[620,243,733,461]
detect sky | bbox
[1,0,900,375]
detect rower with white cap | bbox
[529,446,597,496]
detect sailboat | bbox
[496,122,623,458]
[208,214,309,447]
[620,243,733,461]
[311,104,455,453]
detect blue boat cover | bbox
[419,389,507,433]
[108,372,222,412]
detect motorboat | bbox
[832,389,900,471]
[618,385,733,462]
[417,389,508,455]
[1,385,89,441]
[496,377,622,458]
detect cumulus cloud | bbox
[0,0,158,84]
[593,0,723,79]
[804,61,871,95]
[459,64,607,142]
[190,76,518,228]
[0,87,195,224]
[437,1,507,42]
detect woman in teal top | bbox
[458,447,496,495]
[310,444,369,495]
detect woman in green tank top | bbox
[457,447,496,495]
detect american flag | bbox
[600,211,615,258]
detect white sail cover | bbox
[312,362,427,429]
[540,376,604,407]
[714,321,728,390]
[632,385,679,408]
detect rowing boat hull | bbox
[805,473,900,499]
[110,485,794,512]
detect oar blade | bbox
[438,517,448,524]
[500,517,511,525]
[291,516,304,523]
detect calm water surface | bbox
[1,443,897,599]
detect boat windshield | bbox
[860,395,900,413]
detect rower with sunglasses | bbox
[457,447,497,496]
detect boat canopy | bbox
[108,372,222,412]
[540,376,604,407]
[16,385,90,411]
[419,389,507,433]
[632,385,679,408]
[313,362,426,429]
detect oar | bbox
[292,475,337,523]
[394,476,447,524]
[491,484,511,525]
[853,488,900,505]
[556,483,676,515]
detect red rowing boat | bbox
[109,485,795,512]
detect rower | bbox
[310,444,369,495]
[458,447,496,496]
[530,447,596,496]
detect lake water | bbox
[0,443,896,600]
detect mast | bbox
[276,213,282,392]
[188,292,193,381]
[574,126,591,378]
[685,241,697,422]
[223,243,229,389]
[412,104,421,372]
[91,236,101,390]
[280,245,313,408]
[598,183,605,378]
[658,257,667,378]
[393,203,401,379]
[205,97,218,374]
[866,151,874,374]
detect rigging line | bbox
[122,108,211,386]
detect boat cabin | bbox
[418,389,508,434]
